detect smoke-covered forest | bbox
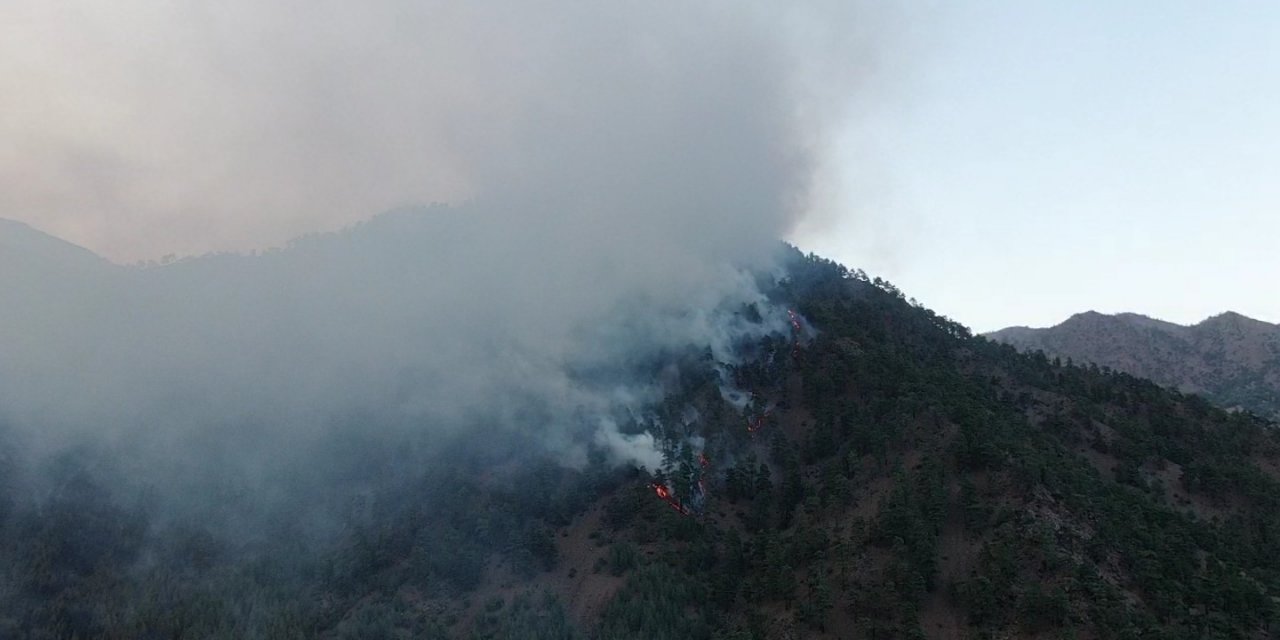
[3,246,1279,638]
[2,2,1277,638]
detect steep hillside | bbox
[4,252,1280,639]
[0,218,120,331]
[0,218,112,275]
[988,311,1280,419]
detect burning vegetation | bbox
[6,252,1280,639]
[643,308,809,517]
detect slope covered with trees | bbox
[3,250,1279,639]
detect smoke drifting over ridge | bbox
[1,210,789,475]
[0,2,891,508]
[1,0,888,262]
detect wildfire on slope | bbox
[746,404,773,434]
[647,307,810,516]
[650,481,691,515]
[787,308,804,358]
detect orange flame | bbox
[650,481,690,515]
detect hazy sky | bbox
[802,2,1280,332]
[3,2,1277,333]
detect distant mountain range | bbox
[987,311,1280,419]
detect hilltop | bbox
[988,311,1280,419]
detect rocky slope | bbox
[988,311,1280,419]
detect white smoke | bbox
[0,0,894,507]
[0,1,892,262]
[594,424,665,473]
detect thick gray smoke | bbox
[1,210,787,474]
[0,0,887,261]
[0,2,887,501]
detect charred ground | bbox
[3,250,1280,639]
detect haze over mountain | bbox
[4,2,1278,638]
[0,207,795,477]
[5,246,1280,638]
[0,0,888,484]
[0,1,893,262]
[987,311,1280,420]
[0,3,896,633]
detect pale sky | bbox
[801,2,1280,332]
[3,2,1277,334]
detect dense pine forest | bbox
[3,249,1279,639]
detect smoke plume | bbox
[0,1,889,523]
[0,0,887,261]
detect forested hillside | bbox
[3,250,1280,639]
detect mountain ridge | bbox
[994,309,1278,334]
[0,217,113,275]
[987,310,1280,419]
